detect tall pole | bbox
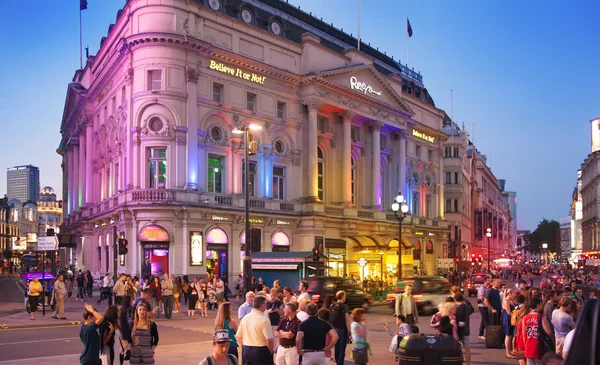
[357,0,360,50]
[113,226,118,280]
[487,235,491,272]
[243,127,252,293]
[42,250,46,316]
[397,218,403,280]
[79,8,83,69]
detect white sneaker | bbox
[478,336,485,340]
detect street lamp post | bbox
[232,123,262,294]
[391,193,409,281]
[486,228,492,271]
[542,243,548,264]
[357,257,368,282]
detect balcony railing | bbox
[131,189,175,202]
[324,205,344,216]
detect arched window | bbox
[351,157,356,204]
[318,147,324,201]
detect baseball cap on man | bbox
[213,329,232,343]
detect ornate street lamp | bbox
[391,193,410,280]
[486,228,492,271]
[232,123,262,294]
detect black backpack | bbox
[329,302,346,329]
[205,354,237,365]
[564,298,600,365]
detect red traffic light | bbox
[471,253,475,258]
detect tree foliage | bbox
[524,218,559,254]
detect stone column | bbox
[263,145,272,198]
[67,147,74,215]
[185,67,199,189]
[232,140,242,194]
[101,166,106,201]
[131,128,141,188]
[371,122,383,209]
[342,112,353,205]
[198,131,207,191]
[73,144,80,210]
[399,131,407,197]
[79,130,86,207]
[85,124,93,203]
[439,150,445,219]
[304,99,321,201]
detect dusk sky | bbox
[0,0,598,231]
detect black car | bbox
[301,276,373,310]
[466,273,486,297]
[386,276,451,315]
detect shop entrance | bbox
[139,224,170,278]
[206,227,228,279]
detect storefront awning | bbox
[251,251,327,263]
[346,235,411,249]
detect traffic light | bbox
[312,247,320,261]
[455,257,460,263]
[118,238,128,255]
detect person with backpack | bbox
[455,293,473,365]
[199,330,238,365]
[518,296,552,365]
[329,291,352,365]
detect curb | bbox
[0,320,82,330]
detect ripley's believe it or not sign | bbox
[209,60,266,85]
[412,129,435,143]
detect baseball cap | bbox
[213,329,232,343]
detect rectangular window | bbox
[453,147,460,158]
[112,97,116,114]
[207,155,224,193]
[317,116,328,133]
[148,148,167,188]
[272,166,285,200]
[121,86,126,104]
[454,199,459,213]
[277,101,286,119]
[445,199,451,213]
[426,195,431,218]
[213,83,223,103]
[246,93,256,112]
[242,160,257,197]
[415,145,421,158]
[351,159,356,204]
[428,149,433,162]
[147,70,162,90]
[445,172,451,184]
[380,135,387,149]
[445,147,451,158]
[318,160,324,201]
[412,192,419,216]
[454,172,459,184]
[351,126,360,141]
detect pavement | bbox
[0,275,524,364]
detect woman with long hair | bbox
[148,277,162,318]
[199,278,208,318]
[130,303,159,365]
[501,289,517,358]
[214,302,239,359]
[100,305,120,365]
[173,276,182,314]
[322,294,334,309]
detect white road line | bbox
[0,337,78,346]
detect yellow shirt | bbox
[29,281,42,296]
[236,309,273,347]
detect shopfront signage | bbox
[12,237,26,251]
[437,258,455,269]
[328,253,343,260]
[141,242,169,249]
[209,60,266,85]
[276,220,290,226]
[412,129,435,143]
[211,215,228,222]
[190,232,203,266]
[37,236,59,251]
[349,76,382,96]
[252,264,298,270]
[243,218,263,224]
[139,224,170,242]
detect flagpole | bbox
[79,6,83,69]
[357,0,361,50]
[406,16,408,66]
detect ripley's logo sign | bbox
[349,76,382,96]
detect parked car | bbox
[301,276,373,310]
[385,276,451,315]
[466,273,487,297]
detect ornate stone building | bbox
[59,0,450,280]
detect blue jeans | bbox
[334,329,347,365]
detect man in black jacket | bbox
[455,293,473,365]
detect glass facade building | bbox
[7,165,40,203]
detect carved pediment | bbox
[310,65,414,118]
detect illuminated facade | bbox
[581,152,600,253]
[570,170,583,262]
[59,0,450,280]
[0,196,19,266]
[468,147,512,264]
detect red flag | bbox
[407,18,413,38]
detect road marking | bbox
[0,337,78,346]
[0,353,79,364]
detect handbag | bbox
[118,338,131,362]
[352,346,369,363]
[537,313,555,356]
[388,335,401,354]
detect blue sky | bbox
[0,0,598,230]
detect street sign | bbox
[436,258,455,269]
[36,236,59,251]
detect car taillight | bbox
[467,283,472,288]
[311,294,320,302]
[413,294,423,301]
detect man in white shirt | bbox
[216,276,225,303]
[238,291,256,320]
[394,284,418,325]
[97,273,114,305]
[236,296,274,364]
[297,280,311,303]
[112,273,127,305]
